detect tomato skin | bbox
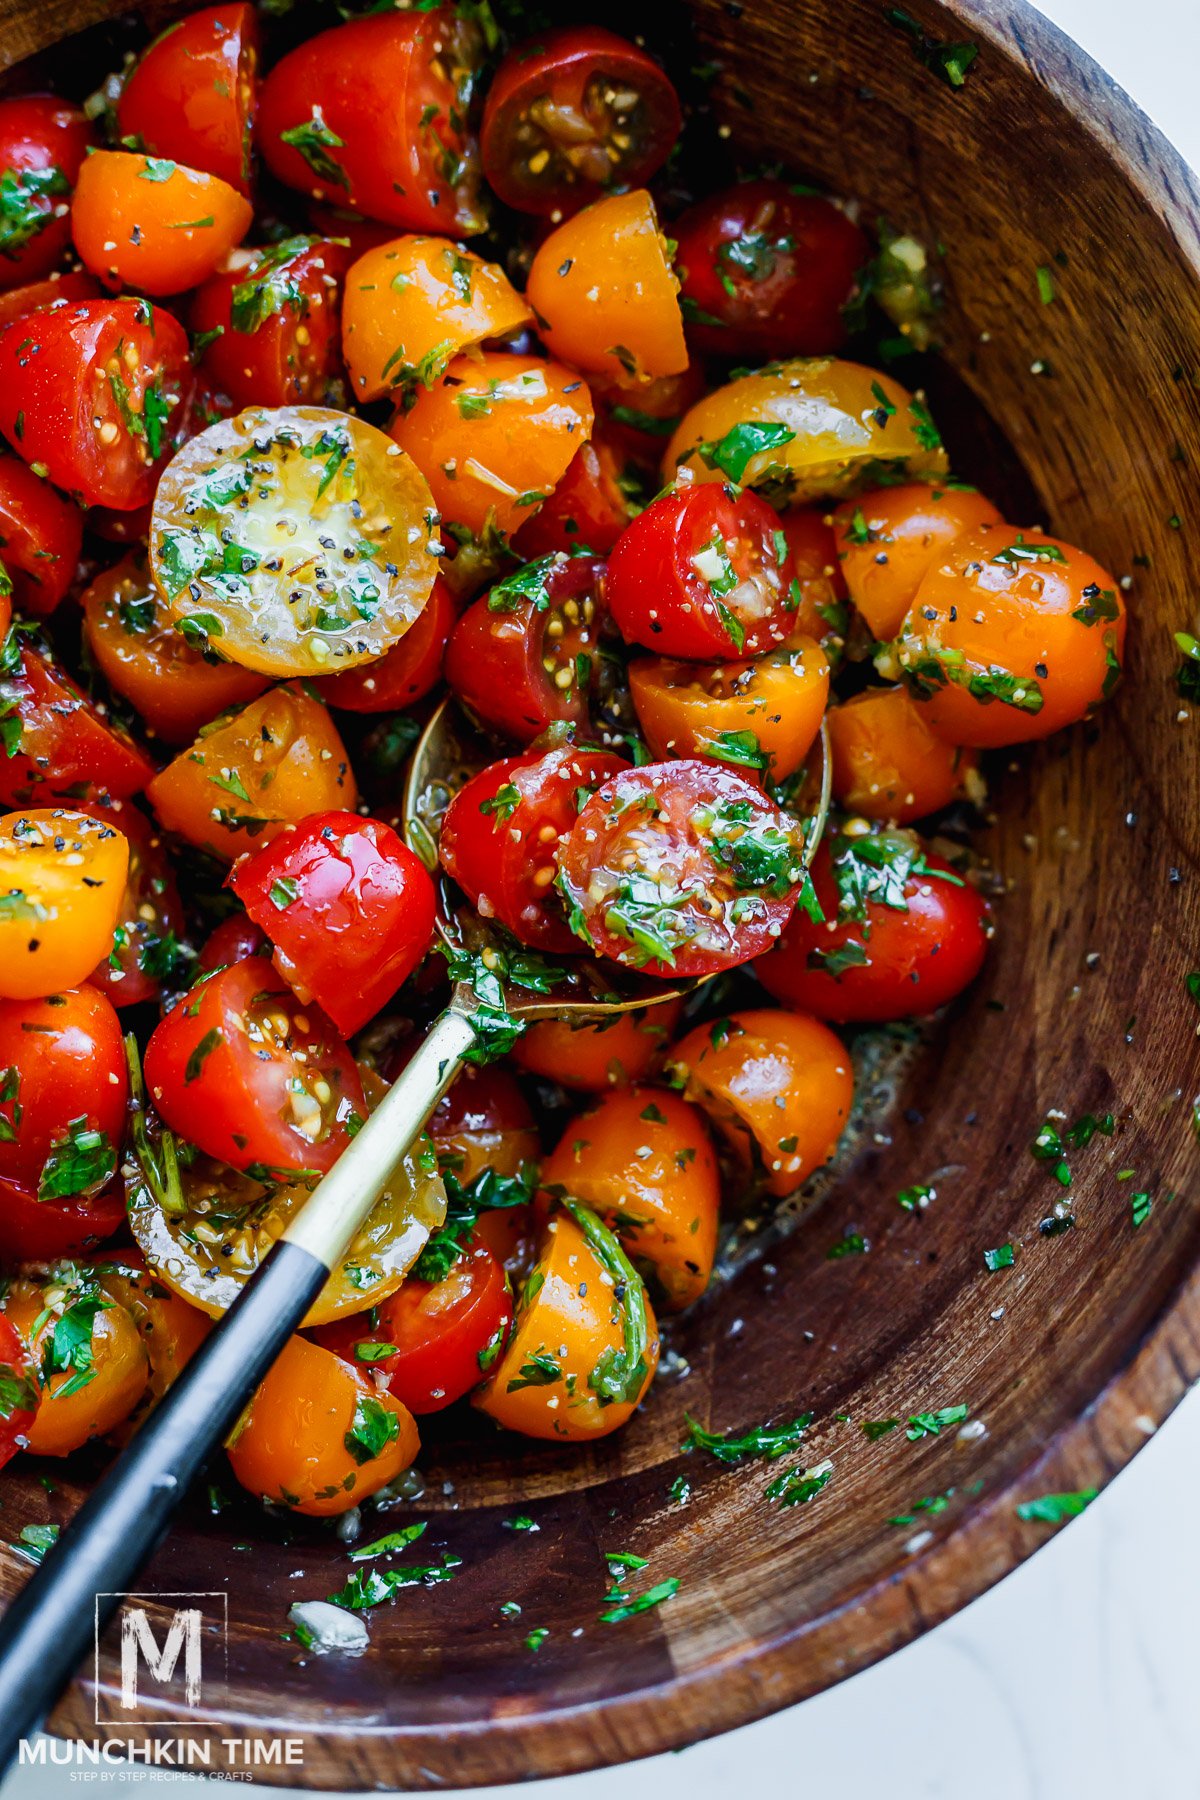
[230,811,436,1037]
[776,505,848,644]
[75,797,187,1008]
[72,152,253,298]
[607,483,796,659]
[0,809,130,1001]
[0,643,155,809]
[513,999,682,1090]
[4,1276,148,1457]
[674,181,868,359]
[422,1062,540,1188]
[512,436,633,560]
[629,640,829,780]
[0,451,81,618]
[0,1311,36,1470]
[257,8,486,237]
[94,1250,212,1407]
[827,685,980,824]
[191,237,353,411]
[146,959,365,1176]
[227,1334,419,1516]
[443,552,605,744]
[755,837,990,1023]
[669,1008,853,1197]
[833,482,1004,642]
[0,1174,125,1262]
[0,271,100,335]
[196,912,268,978]
[314,1240,512,1414]
[0,298,193,511]
[441,745,628,952]
[318,574,454,713]
[0,96,92,291]
[116,4,260,197]
[0,984,128,1197]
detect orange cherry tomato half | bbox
[827,684,980,824]
[191,236,353,411]
[5,1274,148,1457]
[342,234,530,404]
[317,573,454,713]
[513,999,682,1091]
[629,640,830,780]
[0,96,92,290]
[0,449,82,618]
[146,684,356,862]
[116,4,260,197]
[389,350,594,542]
[95,1251,213,1405]
[668,1007,854,1197]
[540,1085,719,1309]
[0,639,155,810]
[227,1333,418,1516]
[0,809,129,1000]
[72,151,252,297]
[0,982,127,1196]
[832,480,1004,642]
[896,527,1126,746]
[526,189,686,382]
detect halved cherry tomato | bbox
[0,450,81,618]
[558,760,808,977]
[827,685,980,823]
[150,404,438,680]
[145,958,365,1175]
[666,359,948,503]
[0,640,155,809]
[82,551,269,747]
[317,574,453,713]
[116,4,260,197]
[229,810,436,1037]
[313,1238,511,1414]
[0,270,99,334]
[75,797,187,1007]
[424,1063,540,1189]
[0,1311,37,1468]
[481,26,679,217]
[527,189,686,381]
[0,809,129,1000]
[342,235,530,405]
[777,504,849,644]
[0,298,192,511]
[754,831,990,1022]
[0,96,92,290]
[4,1272,148,1457]
[71,151,252,297]
[606,482,795,659]
[540,1085,718,1309]
[191,237,352,410]
[257,8,487,236]
[441,744,628,952]
[94,1252,212,1406]
[226,1333,418,1516]
[669,1008,853,1197]
[674,181,868,359]
[832,481,1004,641]
[629,641,829,779]
[443,552,605,743]
[0,983,127,1197]
[475,1205,659,1441]
[0,1170,125,1260]
[146,684,356,862]
[512,435,633,559]
[513,999,682,1091]
[389,350,593,542]
[897,528,1126,747]
[196,912,267,977]
[593,362,707,470]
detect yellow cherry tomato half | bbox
[827,684,981,823]
[5,1274,149,1457]
[832,480,1004,642]
[0,808,128,999]
[629,640,829,780]
[72,151,252,297]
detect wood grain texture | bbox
[1,0,1199,1785]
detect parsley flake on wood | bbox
[599,1577,680,1624]
[765,1459,832,1508]
[683,1411,812,1463]
[983,1244,1014,1272]
[884,8,979,88]
[905,1404,968,1440]
[328,1553,462,1610]
[1016,1489,1096,1524]
[348,1524,427,1561]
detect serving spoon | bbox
[0,698,829,1766]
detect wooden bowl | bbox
[1,0,1198,1785]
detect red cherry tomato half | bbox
[313,1239,511,1414]
[754,833,990,1022]
[481,27,681,218]
[0,449,82,617]
[441,745,628,953]
[0,298,193,511]
[0,1172,126,1262]
[0,1311,37,1470]
[0,271,100,336]
[75,798,187,1009]
[606,483,796,659]
[317,574,454,713]
[512,436,633,560]
[0,642,155,809]
[673,180,868,359]
[116,3,260,197]
[443,553,605,744]
[195,913,268,979]
[144,960,365,1175]
[558,759,808,977]
[0,984,128,1196]
[257,8,487,236]
[229,811,436,1037]
[0,95,92,291]
[191,236,353,410]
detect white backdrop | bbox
[4,1,1199,1795]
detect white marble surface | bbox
[5,0,1199,1794]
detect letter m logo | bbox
[95,1591,228,1725]
[120,1606,202,1709]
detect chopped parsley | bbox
[683,1411,812,1463]
[692,420,796,483]
[1016,1490,1096,1523]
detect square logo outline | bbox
[93,1589,229,1726]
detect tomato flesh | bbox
[191,236,352,410]
[0,641,155,809]
[0,984,127,1196]
[0,450,82,618]
[0,96,92,290]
